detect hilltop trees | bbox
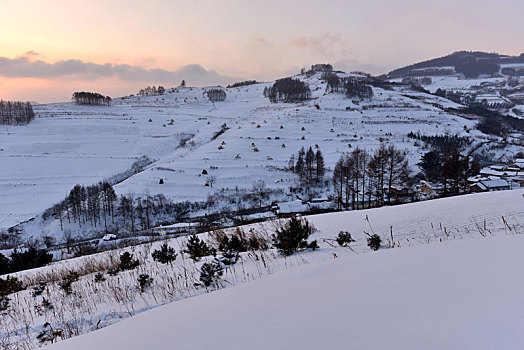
[138,86,165,96]
[72,92,111,106]
[0,100,35,125]
[264,78,311,103]
[206,88,226,102]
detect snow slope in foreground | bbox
[46,234,524,350]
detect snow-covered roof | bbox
[276,200,310,214]
[479,178,510,189]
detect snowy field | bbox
[1,189,522,349]
[1,72,499,234]
[45,233,524,350]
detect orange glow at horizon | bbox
[0,0,523,103]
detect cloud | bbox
[289,32,361,62]
[251,34,273,47]
[0,55,238,86]
[333,59,393,76]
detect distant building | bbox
[273,200,310,217]
[470,178,511,192]
[420,181,444,196]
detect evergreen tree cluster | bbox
[0,248,53,275]
[138,85,165,96]
[264,78,311,103]
[333,144,410,210]
[288,146,325,185]
[407,132,472,153]
[0,100,35,125]
[72,92,111,106]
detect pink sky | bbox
[1,0,523,103]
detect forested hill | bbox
[386,51,524,79]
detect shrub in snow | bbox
[336,231,355,246]
[152,243,178,264]
[272,216,314,256]
[32,281,47,297]
[137,274,154,293]
[307,240,319,251]
[94,272,106,283]
[0,295,9,311]
[199,261,224,287]
[59,271,79,295]
[0,276,26,296]
[41,298,53,311]
[36,322,62,345]
[119,252,140,270]
[217,251,238,266]
[367,234,382,251]
[218,229,249,254]
[108,268,120,276]
[184,235,216,261]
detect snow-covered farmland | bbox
[1,74,497,236]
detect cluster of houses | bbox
[421,159,524,196]
[472,159,524,191]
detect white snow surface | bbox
[45,233,524,350]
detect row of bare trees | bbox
[332,144,410,210]
[0,100,34,125]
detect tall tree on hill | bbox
[419,151,443,183]
[305,147,315,184]
[315,150,325,182]
[384,145,409,204]
[295,147,305,180]
[332,157,345,210]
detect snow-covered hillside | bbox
[1,189,522,349]
[1,72,507,236]
[45,234,524,350]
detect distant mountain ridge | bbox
[387,51,524,79]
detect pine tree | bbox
[199,261,223,287]
[272,216,314,256]
[152,243,178,264]
[295,147,305,179]
[305,147,315,183]
[184,234,215,261]
[315,149,325,182]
